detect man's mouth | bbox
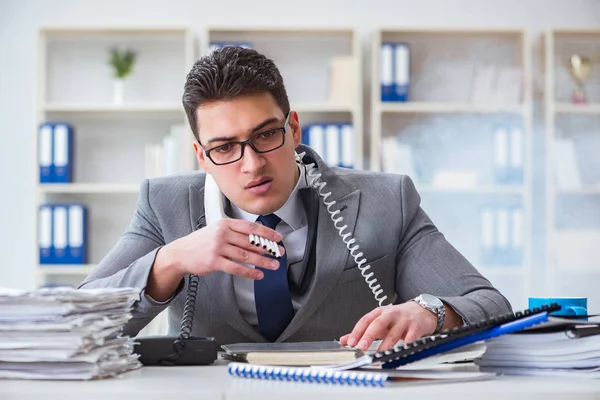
[246,177,272,189]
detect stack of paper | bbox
[476,317,600,377]
[0,286,142,380]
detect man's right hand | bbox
[146,219,284,301]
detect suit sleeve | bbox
[78,179,183,336]
[394,175,513,323]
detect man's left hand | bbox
[339,302,439,352]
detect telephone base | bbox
[133,336,219,366]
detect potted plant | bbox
[108,47,136,105]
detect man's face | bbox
[193,93,301,215]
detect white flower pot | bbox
[113,79,124,105]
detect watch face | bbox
[421,294,443,309]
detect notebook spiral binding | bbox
[228,362,389,387]
[376,303,562,369]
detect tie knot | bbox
[256,214,281,230]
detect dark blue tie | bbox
[254,214,295,342]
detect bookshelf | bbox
[544,29,600,312]
[34,27,196,291]
[201,26,364,169]
[370,28,533,309]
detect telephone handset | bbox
[134,151,391,366]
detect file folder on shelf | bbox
[302,123,354,168]
[39,204,87,265]
[493,125,509,184]
[67,204,87,264]
[393,43,410,102]
[38,205,53,264]
[380,43,394,102]
[209,42,252,53]
[52,123,73,183]
[508,126,523,184]
[38,123,53,183]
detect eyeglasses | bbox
[202,112,290,166]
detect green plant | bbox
[108,47,136,79]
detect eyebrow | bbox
[206,117,281,145]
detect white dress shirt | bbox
[228,164,309,327]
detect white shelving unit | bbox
[370,28,533,309]
[201,26,364,169]
[35,27,196,290]
[544,29,600,313]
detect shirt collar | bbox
[229,164,307,230]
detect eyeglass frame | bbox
[200,111,292,166]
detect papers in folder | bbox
[476,316,600,377]
[0,286,142,380]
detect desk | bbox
[2,360,600,400]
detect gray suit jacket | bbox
[79,145,512,345]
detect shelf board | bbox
[555,186,600,194]
[208,26,355,35]
[43,103,184,113]
[38,183,140,194]
[41,26,190,35]
[293,102,356,114]
[379,102,525,114]
[554,103,600,115]
[416,184,524,195]
[379,27,525,36]
[38,265,95,275]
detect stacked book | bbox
[0,286,142,380]
[476,316,600,378]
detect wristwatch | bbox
[411,294,445,334]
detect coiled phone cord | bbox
[298,152,391,307]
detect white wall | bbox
[1,0,599,292]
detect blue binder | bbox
[380,43,394,102]
[393,43,410,102]
[209,42,252,52]
[52,205,69,264]
[339,123,354,169]
[508,126,524,184]
[302,124,325,163]
[38,123,53,183]
[67,204,87,264]
[52,123,73,183]
[38,205,53,264]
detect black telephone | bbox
[133,274,219,366]
[134,151,392,365]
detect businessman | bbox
[79,46,512,351]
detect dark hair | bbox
[182,46,291,142]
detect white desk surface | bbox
[2,359,600,400]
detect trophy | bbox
[568,54,592,104]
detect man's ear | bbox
[193,141,208,172]
[290,111,302,148]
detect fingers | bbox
[355,313,393,351]
[228,219,282,243]
[219,257,265,280]
[220,243,281,272]
[338,334,351,346]
[345,307,384,349]
[226,229,285,259]
[403,328,420,346]
[377,324,408,352]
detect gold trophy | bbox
[568,54,592,104]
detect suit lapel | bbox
[278,183,361,342]
[188,184,265,342]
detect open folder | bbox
[221,340,364,366]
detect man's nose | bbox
[240,144,266,172]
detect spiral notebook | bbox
[227,304,561,386]
[227,362,493,387]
